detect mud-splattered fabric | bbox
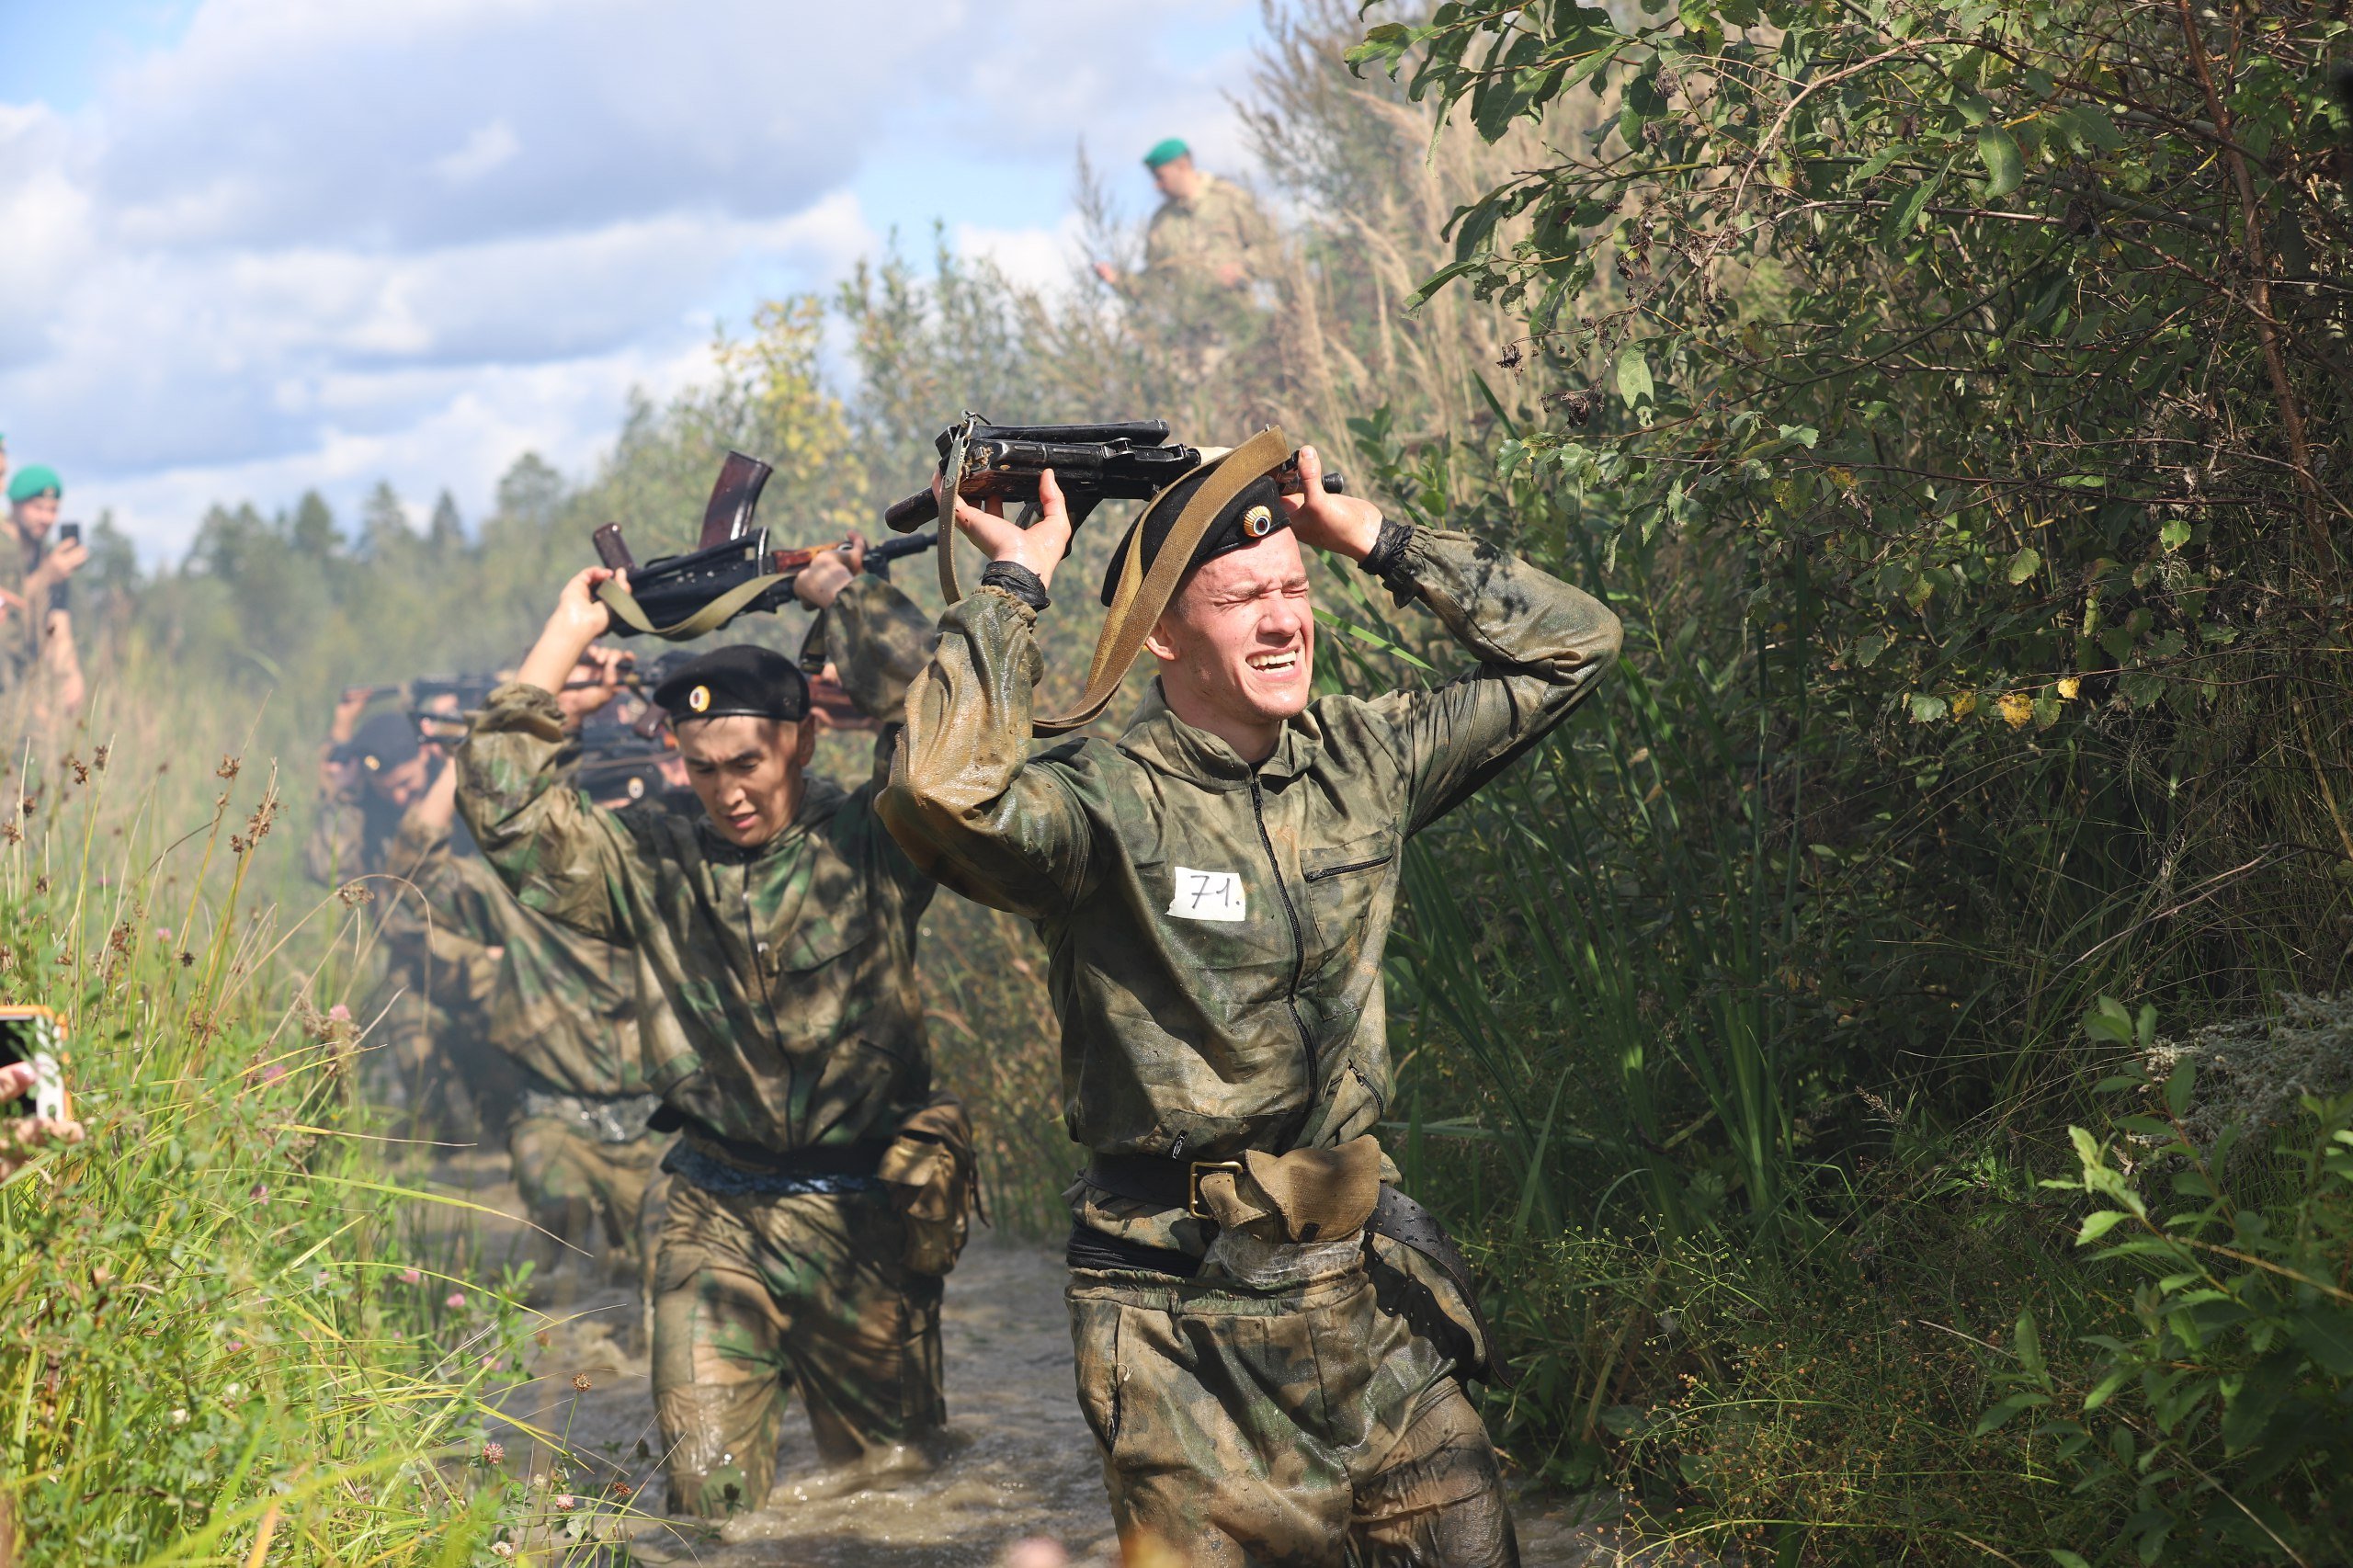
[456,574,942,1153]
[651,1178,944,1516]
[881,524,1621,1170]
[882,522,1614,1562]
[1069,1253,1517,1567]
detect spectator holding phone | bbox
[0,1058,85,1181]
[1,464,88,718]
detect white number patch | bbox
[1167,867,1248,923]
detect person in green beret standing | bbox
[1094,138,1279,301]
[1,463,88,718]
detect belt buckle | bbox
[1185,1159,1245,1221]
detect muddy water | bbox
[428,1153,1677,1567]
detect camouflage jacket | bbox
[1137,175,1278,291]
[397,790,649,1098]
[879,526,1620,1168]
[457,576,940,1153]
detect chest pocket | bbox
[752,846,882,1050]
[1300,829,1398,956]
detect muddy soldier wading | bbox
[879,436,1620,1564]
[455,541,976,1517]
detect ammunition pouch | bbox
[878,1095,980,1277]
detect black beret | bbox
[338,710,423,773]
[1100,469,1289,608]
[652,643,809,723]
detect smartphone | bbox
[49,523,78,614]
[0,1006,70,1122]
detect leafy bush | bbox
[1980,1004,2353,1563]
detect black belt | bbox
[1064,1223,1199,1278]
[681,1123,889,1176]
[1080,1151,1515,1387]
[1086,1152,1206,1209]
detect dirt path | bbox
[423,1154,1679,1566]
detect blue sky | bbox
[0,0,1268,557]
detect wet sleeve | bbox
[823,574,935,725]
[455,681,643,943]
[877,586,1095,921]
[1372,527,1622,835]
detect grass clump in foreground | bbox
[0,738,647,1565]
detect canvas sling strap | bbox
[596,572,790,642]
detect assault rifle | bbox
[881,415,1347,535]
[593,451,938,640]
[574,723,676,806]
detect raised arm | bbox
[1277,444,1620,834]
[1373,528,1620,835]
[876,475,1095,920]
[456,567,642,941]
[797,544,934,726]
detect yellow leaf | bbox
[1999,692,2034,729]
[2056,676,2081,700]
[1950,691,1978,719]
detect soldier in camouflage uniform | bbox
[308,708,503,1138]
[456,541,970,1517]
[1095,139,1279,300]
[397,736,671,1275]
[0,464,87,716]
[879,442,1620,1565]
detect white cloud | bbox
[951,213,1089,296]
[0,0,1264,561]
[434,120,520,187]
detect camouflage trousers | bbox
[507,1116,667,1270]
[652,1179,945,1516]
[1067,1247,1518,1568]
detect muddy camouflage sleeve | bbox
[455,682,645,944]
[879,587,1094,921]
[824,574,934,725]
[1375,526,1623,835]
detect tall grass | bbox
[0,700,668,1563]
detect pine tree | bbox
[358,481,409,558]
[426,490,463,553]
[289,490,342,559]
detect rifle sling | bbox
[597,572,790,642]
[1030,426,1290,737]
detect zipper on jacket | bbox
[1302,850,1395,882]
[743,875,798,1141]
[1247,774,1317,1093]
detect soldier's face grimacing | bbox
[675,714,817,846]
[1146,531,1315,756]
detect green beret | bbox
[1142,138,1191,170]
[654,643,809,724]
[1101,462,1288,608]
[7,465,60,505]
